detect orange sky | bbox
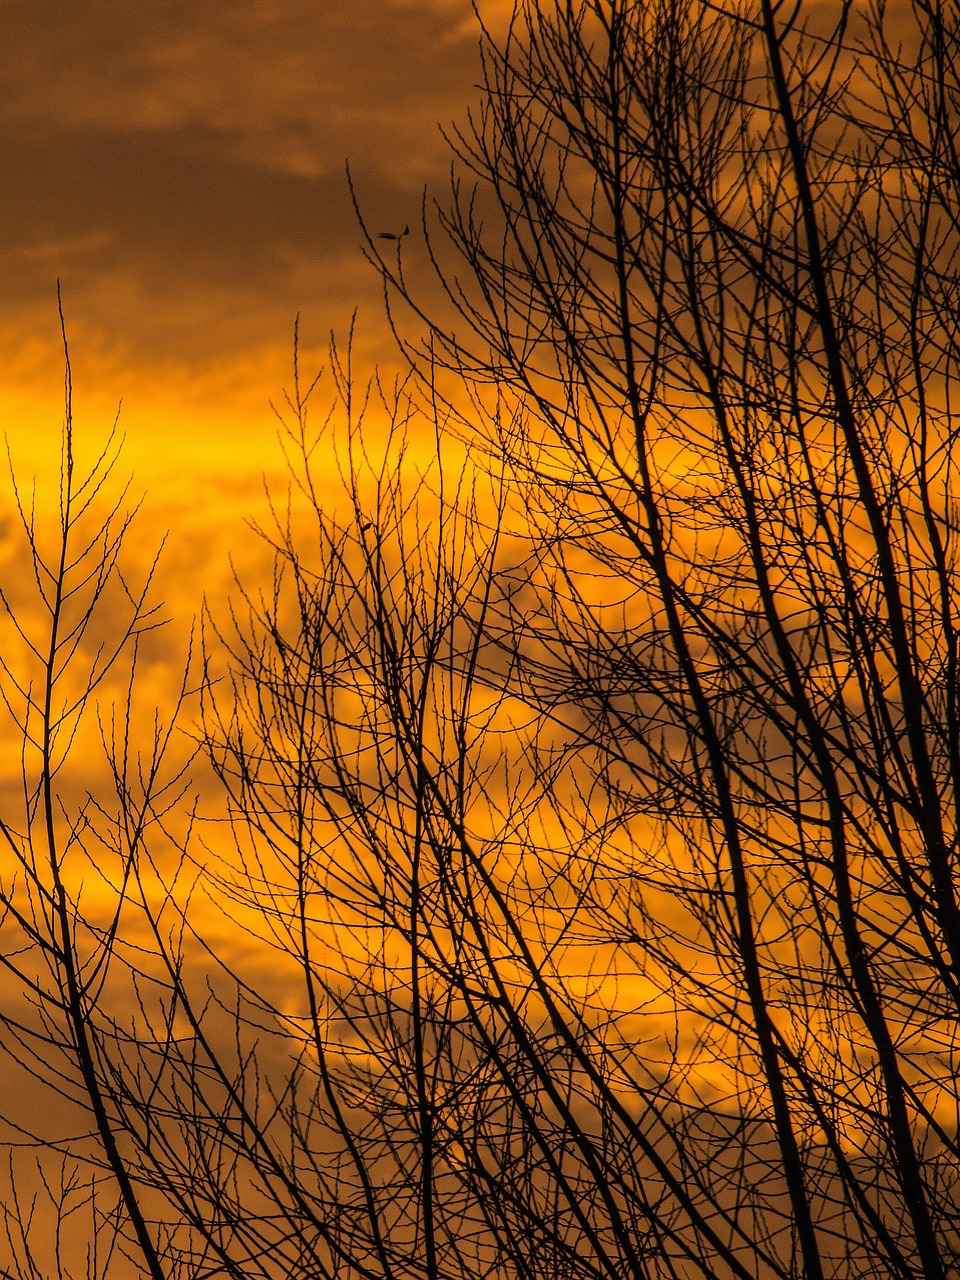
[0,10,508,1138]
[0,0,494,569]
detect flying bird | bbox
[377,225,409,241]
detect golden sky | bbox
[0,0,488,533]
[0,6,505,1140]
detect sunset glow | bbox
[1,3,958,1278]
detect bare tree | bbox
[0,311,194,1280]
[366,1,960,1277]
[4,2,960,1279]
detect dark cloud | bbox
[0,0,482,364]
[0,126,417,355]
[0,0,478,163]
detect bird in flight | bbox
[377,225,409,241]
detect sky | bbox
[0,0,490,530]
[0,0,502,1103]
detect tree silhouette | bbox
[1,2,959,1280]
[369,0,960,1276]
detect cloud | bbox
[0,0,483,368]
[0,1,478,178]
[0,0,494,639]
